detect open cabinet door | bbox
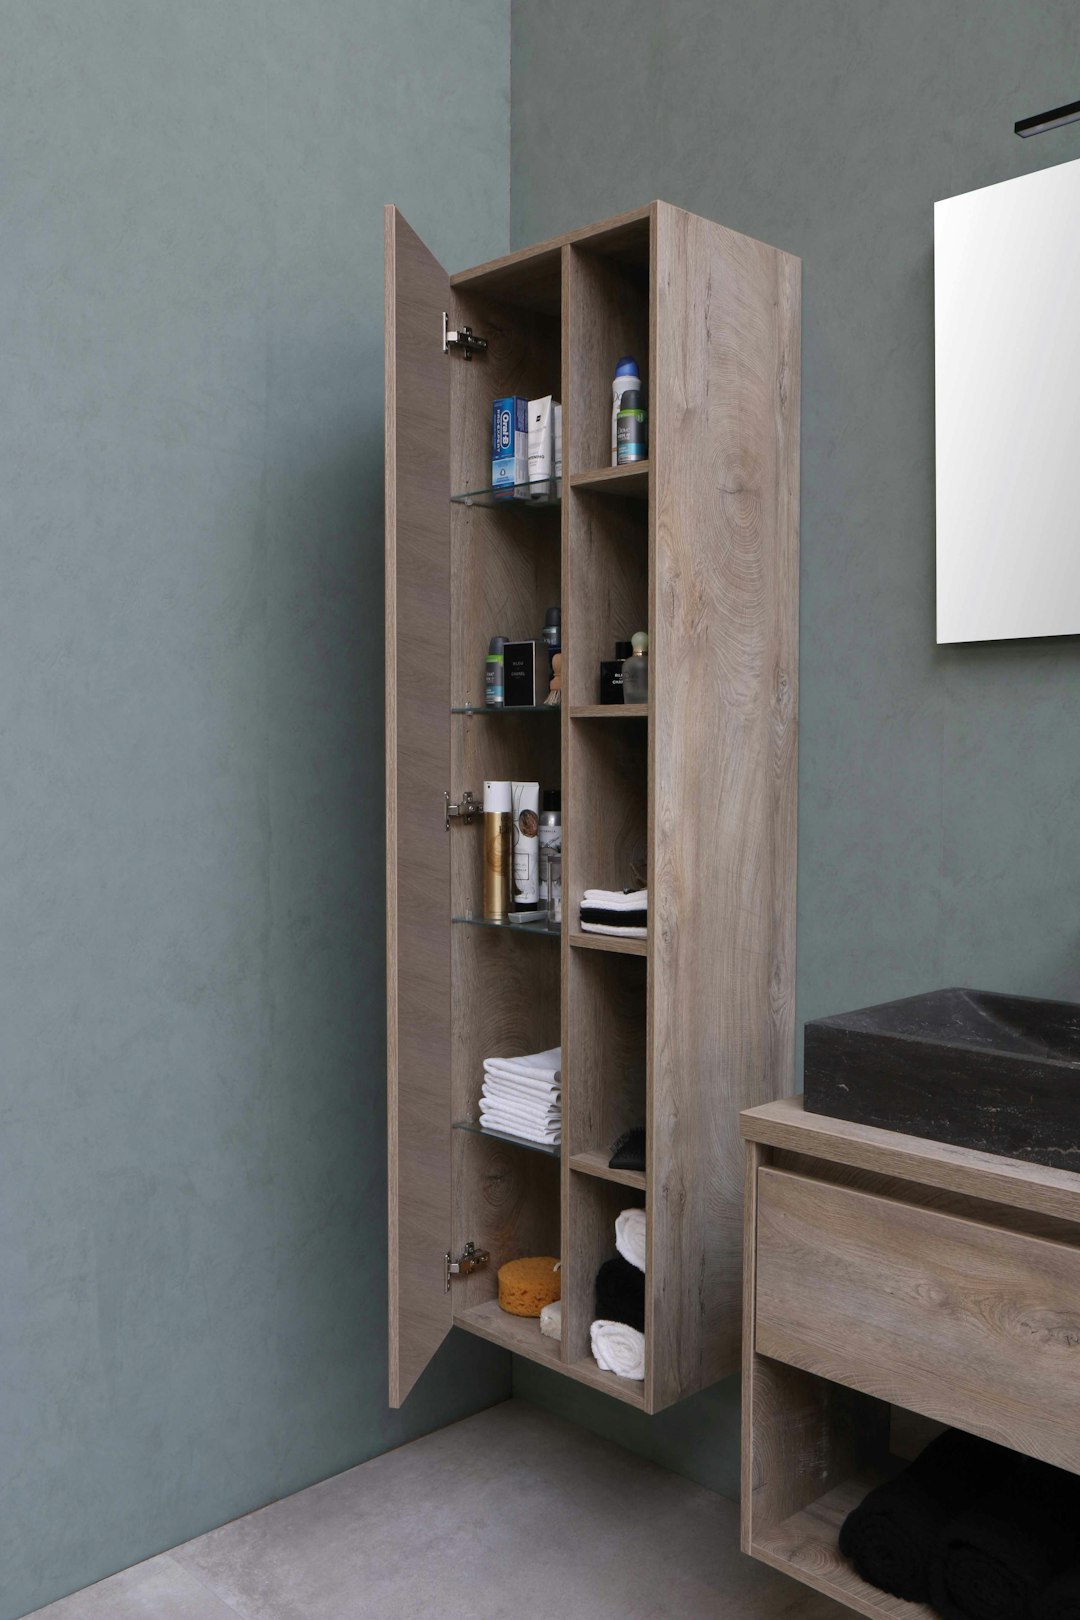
[385,206,452,1406]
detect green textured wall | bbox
[0,5,510,1614]
[510,0,1080,1489]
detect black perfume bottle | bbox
[599,641,632,704]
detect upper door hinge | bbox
[445,789,481,831]
[442,312,488,359]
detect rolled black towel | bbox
[838,1430,1013,1603]
[594,1254,645,1332]
[1038,1565,1080,1620]
[931,1454,1080,1620]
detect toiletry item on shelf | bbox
[539,1299,562,1341]
[611,356,642,466]
[609,1127,645,1173]
[527,395,556,496]
[547,855,562,925]
[483,780,512,921]
[492,396,528,492]
[616,389,648,464]
[511,781,540,914]
[839,1430,1013,1605]
[620,630,649,703]
[498,1256,561,1317]
[480,1046,562,1145]
[554,403,562,480]
[484,635,508,708]
[590,1319,645,1380]
[538,790,561,903]
[615,1208,646,1274]
[600,640,632,704]
[545,650,562,706]
[504,639,548,706]
[579,887,647,939]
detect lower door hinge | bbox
[442,312,488,359]
[445,789,481,831]
[446,1240,490,1292]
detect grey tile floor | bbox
[28,1400,846,1620]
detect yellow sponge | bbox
[498,1256,561,1317]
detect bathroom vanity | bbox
[385,201,800,1413]
[741,1097,1080,1618]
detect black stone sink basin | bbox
[803,987,1080,1174]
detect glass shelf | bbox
[451,703,560,715]
[453,1119,561,1157]
[452,913,561,939]
[450,477,561,508]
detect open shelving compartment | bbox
[386,199,800,1412]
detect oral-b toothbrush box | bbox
[492,397,528,492]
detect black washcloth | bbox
[595,1255,645,1332]
[609,1128,646,1173]
[1038,1565,1080,1620]
[931,1453,1080,1620]
[838,1430,1013,1603]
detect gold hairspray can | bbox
[483,780,512,921]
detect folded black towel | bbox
[931,1454,1080,1620]
[595,1254,645,1332]
[609,1128,646,1172]
[1038,1565,1080,1620]
[838,1430,1013,1603]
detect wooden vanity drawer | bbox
[754,1166,1080,1474]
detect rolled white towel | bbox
[590,1319,645,1381]
[615,1208,646,1274]
[539,1300,562,1341]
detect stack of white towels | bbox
[591,1207,646,1381]
[479,1046,561,1147]
[579,888,648,940]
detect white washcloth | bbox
[481,1071,561,1100]
[590,1319,645,1381]
[580,920,647,939]
[539,1300,562,1340]
[582,888,647,911]
[482,1046,561,1083]
[615,1208,646,1274]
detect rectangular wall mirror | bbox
[935,156,1080,643]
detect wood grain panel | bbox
[384,207,453,1405]
[756,1167,1080,1474]
[647,201,801,1409]
[743,1096,1080,1227]
[565,490,648,709]
[565,949,646,1164]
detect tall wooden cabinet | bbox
[385,200,800,1413]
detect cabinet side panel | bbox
[385,207,453,1405]
[647,203,800,1408]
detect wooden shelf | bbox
[569,930,647,958]
[750,1470,929,1620]
[567,1354,646,1408]
[455,1298,561,1367]
[570,463,649,499]
[569,704,648,720]
[569,1150,647,1191]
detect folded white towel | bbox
[482,1046,561,1083]
[582,889,647,910]
[481,1070,561,1099]
[539,1300,562,1341]
[480,1106,560,1133]
[590,1319,645,1381]
[479,1119,561,1146]
[580,920,647,939]
[615,1208,646,1274]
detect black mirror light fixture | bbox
[1015,98,1080,137]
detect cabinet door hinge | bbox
[445,1240,490,1291]
[442,312,488,359]
[445,789,481,831]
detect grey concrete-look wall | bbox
[510,0,1080,1487]
[0,5,509,1615]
